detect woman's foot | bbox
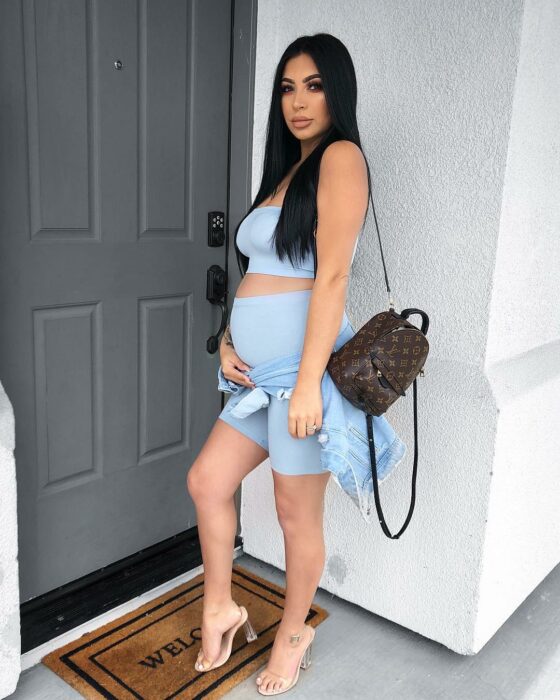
[195,600,243,671]
[255,623,313,693]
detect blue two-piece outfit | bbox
[218,205,407,519]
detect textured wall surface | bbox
[0,381,20,695]
[477,0,560,649]
[240,0,559,655]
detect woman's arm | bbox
[221,323,234,349]
[288,140,368,438]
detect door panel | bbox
[0,0,231,600]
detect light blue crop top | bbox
[237,206,359,278]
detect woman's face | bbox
[280,53,331,149]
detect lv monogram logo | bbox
[327,309,429,417]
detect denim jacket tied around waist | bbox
[217,344,407,523]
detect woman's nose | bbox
[292,94,306,110]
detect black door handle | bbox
[206,264,228,354]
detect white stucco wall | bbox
[240,0,560,655]
[477,0,560,649]
[0,382,20,695]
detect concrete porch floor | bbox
[7,552,560,699]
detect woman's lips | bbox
[292,119,312,129]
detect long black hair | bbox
[234,32,374,277]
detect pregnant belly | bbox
[235,273,314,298]
[228,286,351,367]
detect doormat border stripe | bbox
[42,564,329,699]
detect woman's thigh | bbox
[272,468,331,528]
[187,415,269,501]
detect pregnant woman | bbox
[187,33,373,695]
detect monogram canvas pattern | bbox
[327,309,429,417]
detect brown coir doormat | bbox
[42,564,329,699]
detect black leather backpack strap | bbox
[366,376,419,539]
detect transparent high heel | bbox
[194,604,257,672]
[255,624,315,695]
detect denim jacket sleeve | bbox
[216,357,407,524]
[217,364,244,394]
[217,363,295,418]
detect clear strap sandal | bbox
[255,624,315,695]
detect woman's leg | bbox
[256,468,331,693]
[186,416,268,670]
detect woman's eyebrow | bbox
[280,73,321,84]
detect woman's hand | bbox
[288,380,322,439]
[220,327,255,389]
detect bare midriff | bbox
[235,273,313,298]
[235,194,314,298]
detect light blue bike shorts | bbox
[218,288,355,476]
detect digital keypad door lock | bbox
[208,211,225,246]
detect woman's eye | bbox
[280,82,323,93]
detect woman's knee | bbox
[275,497,323,535]
[186,459,232,504]
[186,464,203,501]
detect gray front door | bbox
[0,0,232,600]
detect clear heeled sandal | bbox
[255,624,315,695]
[194,604,258,672]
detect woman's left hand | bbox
[287,381,323,439]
